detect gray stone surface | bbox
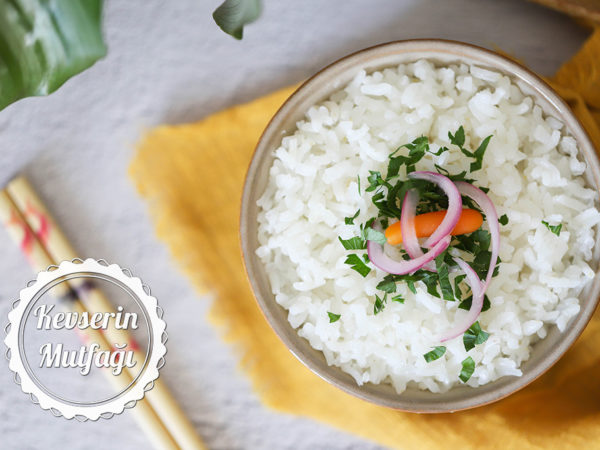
[0,0,589,449]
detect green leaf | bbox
[453,274,466,299]
[542,220,562,236]
[376,274,397,293]
[448,126,465,147]
[435,253,455,301]
[389,136,429,174]
[327,312,341,323]
[357,175,361,195]
[499,214,509,226]
[421,273,440,298]
[364,227,387,245]
[406,280,417,294]
[423,346,446,362]
[213,0,262,40]
[344,254,371,277]
[459,356,475,382]
[391,294,404,303]
[387,156,403,179]
[428,146,449,156]
[459,294,491,312]
[365,170,388,192]
[344,209,360,225]
[0,0,107,111]
[463,321,490,351]
[374,293,387,314]
[469,135,492,172]
[338,236,366,250]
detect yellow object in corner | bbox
[130,29,600,449]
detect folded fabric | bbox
[130,29,600,449]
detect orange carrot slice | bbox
[385,209,483,245]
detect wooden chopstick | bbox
[6,176,206,450]
[7,176,207,450]
[0,190,179,450]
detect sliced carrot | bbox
[385,209,483,245]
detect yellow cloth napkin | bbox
[130,29,600,449]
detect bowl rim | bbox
[240,38,600,412]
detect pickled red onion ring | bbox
[407,171,462,248]
[400,189,435,271]
[454,181,500,289]
[439,257,484,342]
[367,223,451,275]
[438,181,500,341]
[400,189,422,260]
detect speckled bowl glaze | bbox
[240,39,600,412]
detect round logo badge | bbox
[4,259,167,420]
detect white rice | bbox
[255,59,600,393]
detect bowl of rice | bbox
[240,39,600,412]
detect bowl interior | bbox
[240,40,600,412]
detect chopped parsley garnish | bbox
[327,312,341,323]
[449,126,492,172]
[423,346,446,362]
[448,126,465,147]
[365,170,389,192]
[542,220,562,236]
[435,252,455,301]
[459,356,475,382]
[463,321,490,351]
[345,209,360,225]
[458,294,491,312]
[374,293,387,314]
[344,254,371,277]
[391,294,404,303]
[338,236,366,250]
[376,274,397,293]
[338,128,500,367]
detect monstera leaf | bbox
[213,0,262,40]
[0,0,106,111]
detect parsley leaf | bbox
[499,214,509,225]
[344,254,371,277]
[428,146,449,156]
[374,293,387,314]
[448,126,465,147]
[469,135,492,172]
[459,294,491,312]
[463,321,490,351]
[391,294,404,303]
[327,312,341,323]
[459,356,475,382]
[364,227,387,245]
[542,220,562,236]
[453,274,466,299]
[423,346,446,362]
[447,126,492,172]
[338,236,366,250]
[365,171,389,192]
[376,274,397,293]
[389,136,429,173]
[435,253,455,301]
[345,209,360,225]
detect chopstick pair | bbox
[0,176,205,450]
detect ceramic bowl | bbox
[240,39,600,412]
